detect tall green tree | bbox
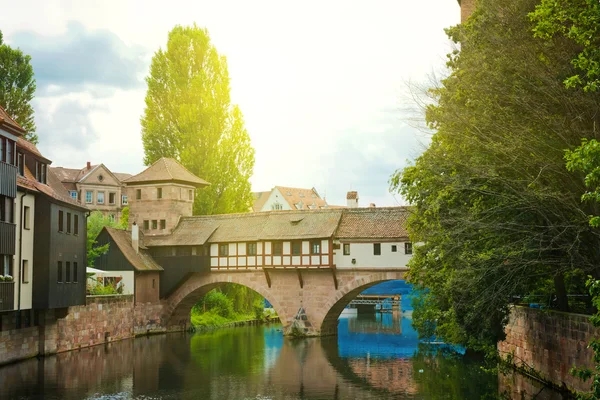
[392,0,600,349]
[0,30,37,143]
[141,25,255,215]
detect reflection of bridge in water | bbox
[347,312,402,334]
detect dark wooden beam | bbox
[264,268,272,288]
[296,268,304,288]
[331,265,338,290]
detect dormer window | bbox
[0,137,15,165]
[286,191,291,196]
[69,191,77,201]
[35,161,47,184]
[299,193,304,198]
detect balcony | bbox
[0,221,16,255]
[0,161,17,198]
[0,281,15,312]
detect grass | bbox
[191,311,257,328]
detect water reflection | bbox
[0,313,567,400]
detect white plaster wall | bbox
[89,270,134,295]
[335,241,413,268]
[259,188,292,211]
[14,191,35,310]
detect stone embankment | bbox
[499,306,599,393]
[1,295,163,366]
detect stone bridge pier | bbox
[162,268,407,336]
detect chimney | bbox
[132,222,139,254]
[369,203,376,208]
[86,161,91,170]
[346,191,359,208]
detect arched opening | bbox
[164,275,287,331]
[320,278,409,335]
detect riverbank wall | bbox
[1,295,164,366]
[499,306,598,393]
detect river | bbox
[0,311,566,399]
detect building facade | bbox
[51,162,132,222]
[253,186,330,212]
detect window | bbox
[157,188,162,199]
[57,261,63,283]
[41,164,46,184]
[136,189,142,200]
[2,255,12,276]
[74,214,79,235]
[6,138,13,165]
[109,214,115,223]
[109,192,116,205]
[65,262,71,283]
[35,161,39,181]
[22,260,29,283]
[0,195,13,223]
[73,262,78,283]
[69,191,77,201]
[405,242,413,255]
[292,241,302,255]
[273,242,283,256]
[160,219,166,229]
[97,192,105,204]
[391,245,397,253]
[247,242,257,256]
[17,153,24,176]
[23,206,30,229]
[271,203,283,211]
[58,210,64,232]
[311,241,321,255]
[143,220,149,230]
[188,190,193,201]
[122,195,128,205]
[374,243,381,256]
[152,279,155,289]
[219,244,229,257]
[343,243,350,256]
[152,220,158,230]
[66,213,71,234]
[85,191,93,204]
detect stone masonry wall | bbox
[0,295,164,366]
[498,306,599,393]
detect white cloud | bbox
[0,0,459,206]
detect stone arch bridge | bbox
[163,268,407,336]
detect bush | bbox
[203,291,233,318]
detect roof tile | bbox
[124,157,210,187]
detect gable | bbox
[260,188,292,211]
[79,164,121,186]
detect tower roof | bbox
[123,157,210,187]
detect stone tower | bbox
[123,158,210,235]
[458,0,476,22]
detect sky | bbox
[0,0,459,207]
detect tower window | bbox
[157,188,162,199]
[136,189,142,200]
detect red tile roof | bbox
[124,157,210,187]
[17,137,51,162]
[0,104,25,135]
[252,191,271,212]
[346,191,358,200]
[335,207,411,240]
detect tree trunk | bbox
[553,272,569,312]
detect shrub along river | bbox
[0,312,566,399]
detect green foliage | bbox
[86,211,124,268]
[0,30,37,142]
[87,282,119,296]
[190,285,266,328]
[393,0,600,349]
[119,206,129,228]
[141,25,255,215]
[530,0,600,92]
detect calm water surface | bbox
[0,312,565,399]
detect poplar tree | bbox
[0,30,37,143]
[141,25,255,215]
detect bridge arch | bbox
[162,269,407,335]
[163,272,290,331]
[319,271,407,335]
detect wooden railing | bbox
[0,221,16,255]
[0,281,15,312]
[0,161,17,198]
